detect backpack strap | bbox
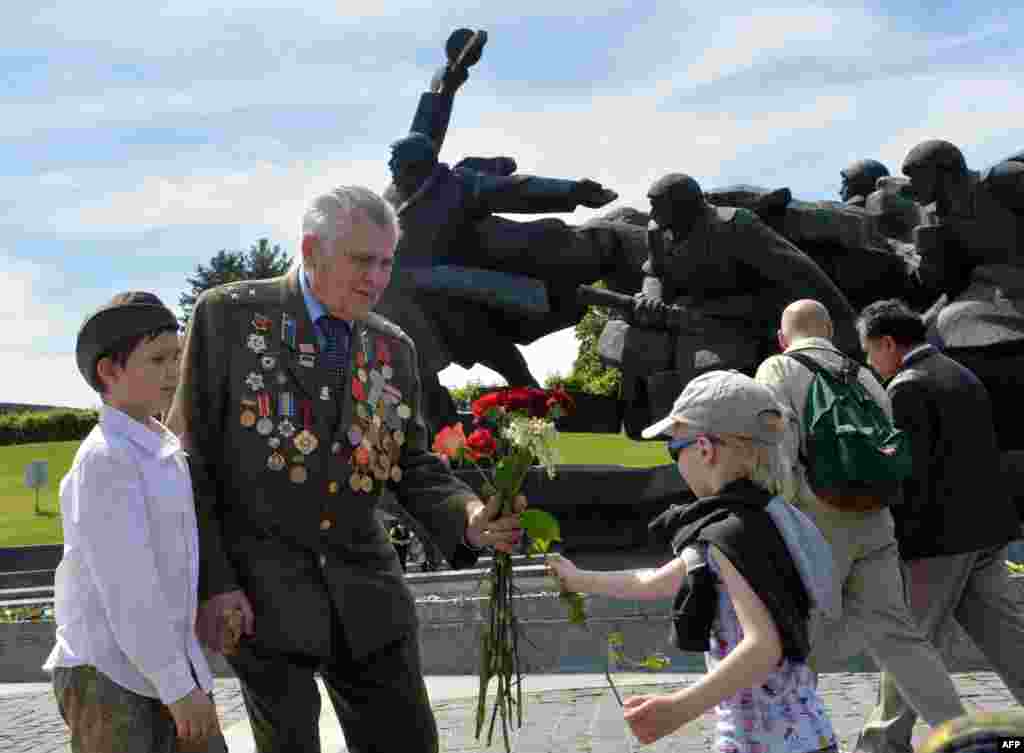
[782,349,875,387]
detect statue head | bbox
[389,132,439,198]
[647,173,705,237]
[840,159,889,202]
[901,139,968,209]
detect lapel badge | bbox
[247,334,268,353]
[249,288,256,297]
[268,436,281,449]
[299,354,316,368]
[267,452,286,472]
[252,314,272,332]
[299,343,316,354]
[261,354,277,371]
[320,386,331,401]
[245,372,265,391]
[277,418,296,438]
[294,429,319,455]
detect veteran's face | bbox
[305,210,397,321]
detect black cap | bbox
[76,292,178,389]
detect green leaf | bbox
[519,509,561,552]
[607,631,625,648]
[493,451,532,500]
[638,654,672,671]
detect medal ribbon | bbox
[279,391,295,418]
[258,392,270,419]
[301,400,313,432]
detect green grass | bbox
[556,432,668,467]
[0,433,667,547]
[0,440,78,546]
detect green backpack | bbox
[785,351,913,511]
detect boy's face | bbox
[101,331,181,422]
[672,428,716,497]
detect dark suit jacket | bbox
[888,345,1019,559]
[169,270,479,659]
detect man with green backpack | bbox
[756,299,966,751]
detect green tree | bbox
[179,239,291,323]
[547,281,621,397]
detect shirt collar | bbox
[784,336,838,354]
[100,404,181,459]
[901,343,936,368]
[299,263,351,332]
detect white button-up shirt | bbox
[43,405,213,704]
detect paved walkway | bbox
[0,672,1019,752]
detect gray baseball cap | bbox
[641,370,786,445]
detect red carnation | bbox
[545,388,575,418]
[465,428,497,461]
[471,391,504,418]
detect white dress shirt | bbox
[43,405,213,705]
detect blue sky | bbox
[3,1,1022,408]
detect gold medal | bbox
[240,409,257,428]
[389,465,403,483]
[289,465,308,484]
[267,452,285,471]
[397,403,411,420]
[256,417,274,435]
[349,472,362,492]
[393,430,405,447]
[373,466,389,481]
[293,429,319,455]
[360,475,374,493]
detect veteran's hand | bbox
[545,553,583,593]
[623,692,692,745]
[465,494,527,553]
[196,590,254,655]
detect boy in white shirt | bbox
[44,292,224,753]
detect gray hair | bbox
[301,186,398,259]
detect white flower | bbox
[503,416,560,478]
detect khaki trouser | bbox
[52,665,226,753]
[797,500,966,735]
[857,545,1024,753]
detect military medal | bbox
[320,386,331,401]
[256,392,274,435]
[367,370,386,406]
[240,407,257,428]
[268,436,281,449]
[381,364,393,380]
[299,342,315,354]
[360,476,373,493]
[356,351,366,368]
[397,403,411,420]
[253,314,272,331]
[281,313,297,350]
[247,334,268,354]
[267,452,285,471]
[357,368,368,383]
[289,465,308,484]
[352,377,366,402]
[389,466,402,483]
[355,403,368,419]
[348,425,363,447]
[261,354,277,371]
[328,481,339,494]
[299,354,315,368]
[349,472,363,492]
[293,401,319,455]
[245,372,264,391]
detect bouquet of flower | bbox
[432,386,585,751]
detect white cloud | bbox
[0,351,101,409]
[0,255,64,346]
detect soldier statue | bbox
[376,28,647,433]
[598,173,857,438]
[841,158,890,207]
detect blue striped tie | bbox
[317,315,350,385]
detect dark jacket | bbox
[170,271,479,660]
[888,345,1020,559]
[650,479,811,662]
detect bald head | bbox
[780,299,833,344]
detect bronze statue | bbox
[376,28,647,433]
[841,158,890,207]
[597,173,858,438]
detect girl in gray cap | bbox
[549,370,837,753]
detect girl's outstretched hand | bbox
[623,692,691,745]
[545,553,582,593]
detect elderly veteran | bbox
[167,185,524,753]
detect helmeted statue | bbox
[841,158,890,207]
[597,173,858,438]
[375,28,647,433]
[898,140,1024,451]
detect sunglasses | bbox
[667,434,718,462]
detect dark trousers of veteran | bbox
[168,187,497,753]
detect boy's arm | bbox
[74,451,197,705]
[168,290,239,599]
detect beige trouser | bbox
[857,545,1024,753]
[796,500,966,737]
